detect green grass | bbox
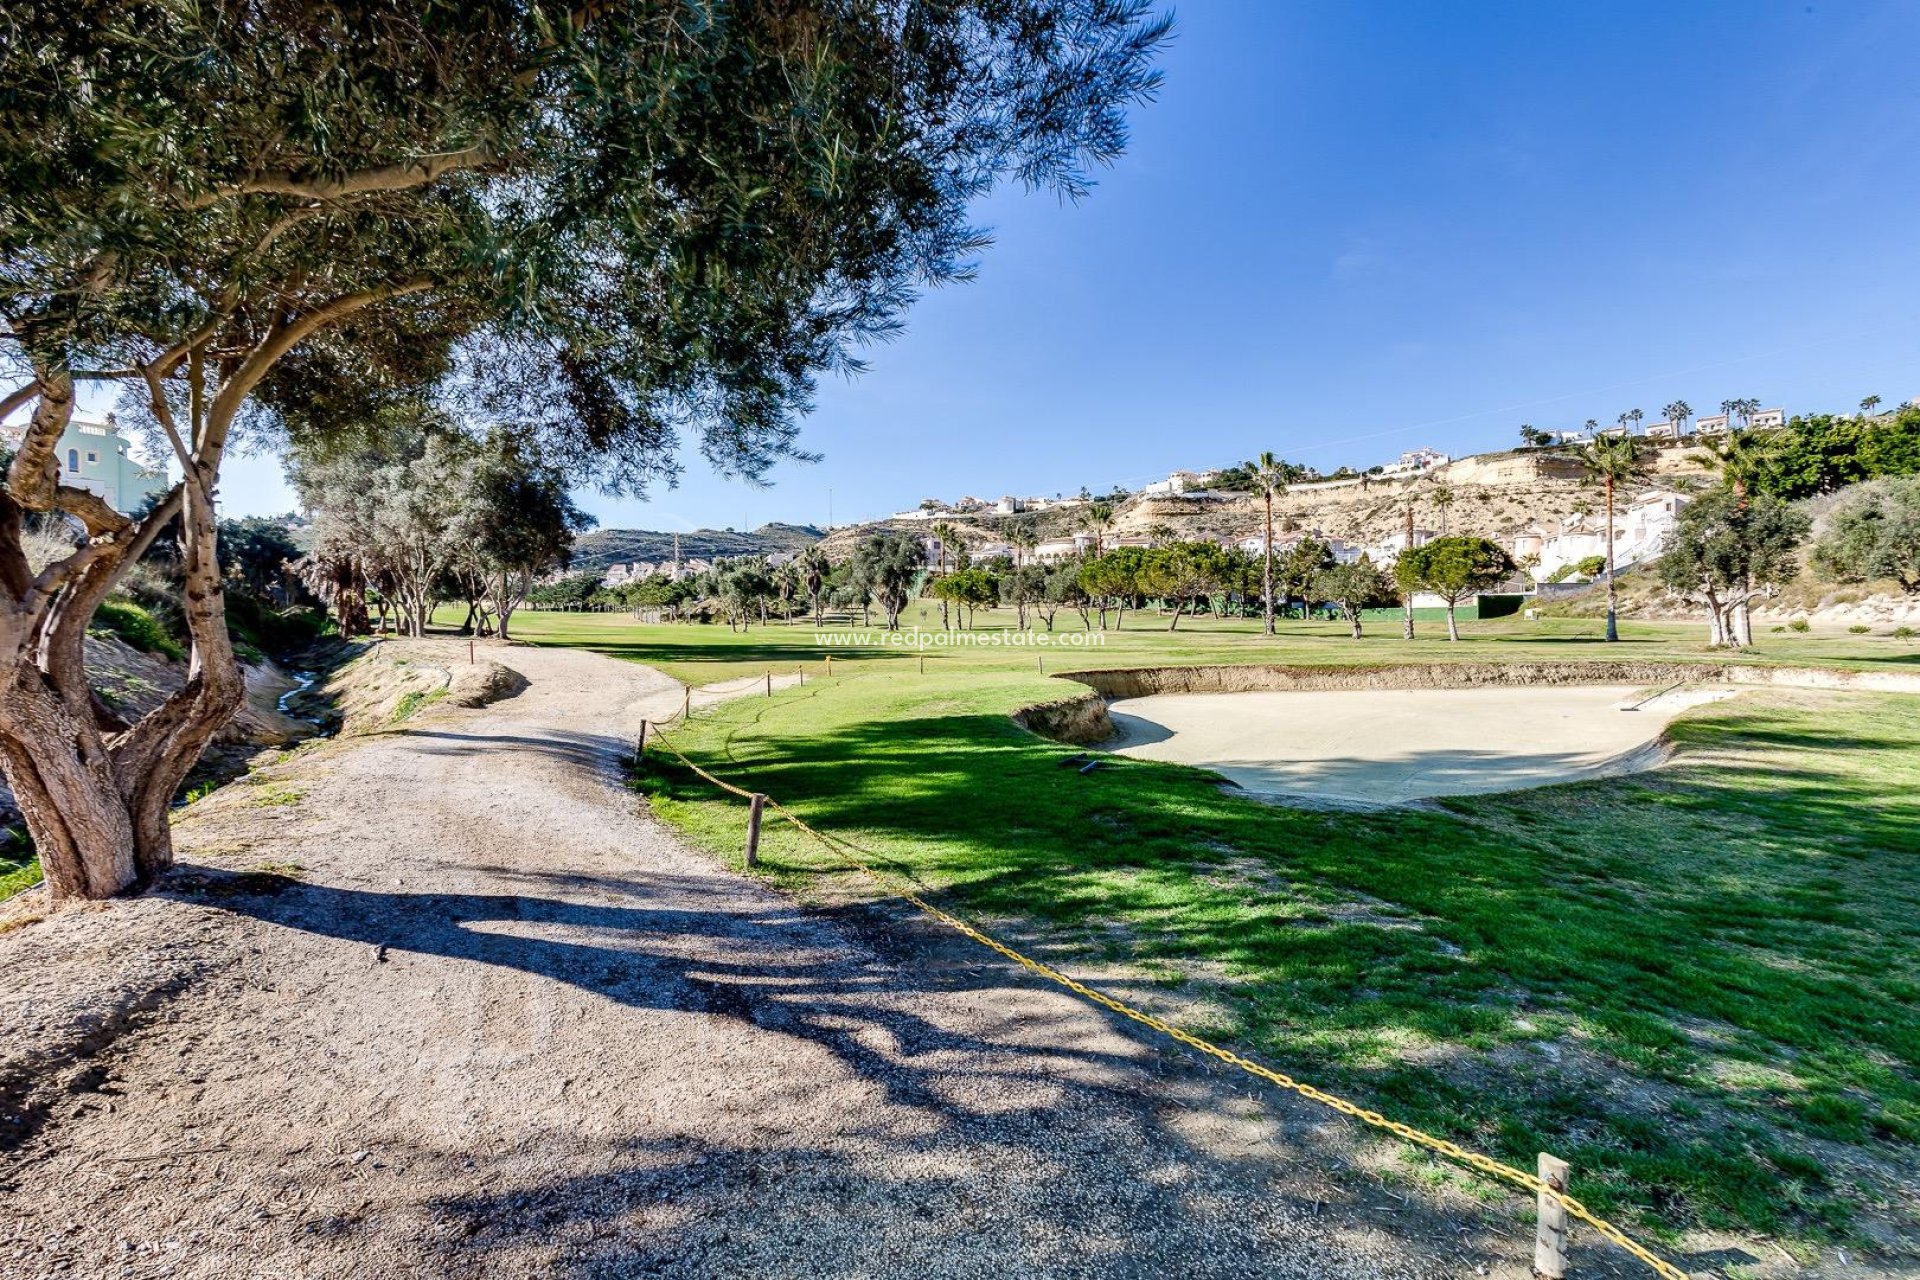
[389,686,449,723]
[91,597,186,661]
[511,606,1920,1247]
[0,857,40,902]
[0,826,38,902]
[510,599,1920,687]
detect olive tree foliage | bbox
[292,413,588,639]
[1659,489,1810,647]
[0,0,1169,899]
[290,404,475,638]
[850,532,925,630]
[1312,556,1396,639]
[1811,476,1920,596]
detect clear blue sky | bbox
[210,0,1920,530]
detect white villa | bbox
[1139,469,1223,497]
[1508,490,1688,582]
[1379,447,1450,476]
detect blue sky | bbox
[210,0,1920,529]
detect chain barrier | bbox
[642,710,1689,1280]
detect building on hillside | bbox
[1750,407,1786,429]
[1140,469,1211,497]
[993,496,1024,514]
[1513,490,1688,583]
[1385,447,1450,474]
[1360,527,1439,565]
[0,413,168,515]
[1644,420,1681,441]
[1693,414,1730,435]
[1032,534,1095,564]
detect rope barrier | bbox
[641,718,1690,1280]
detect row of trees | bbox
[578,529,1520,643]
[292,409,590,640]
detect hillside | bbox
[821,443,1717,557]
[571,521,823,570]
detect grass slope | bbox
[516,607,1920,1249]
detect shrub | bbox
[92,598,186,661]
[1788,617,1811,633]
[1849,625,1872,634]
[1895,626,1918,640]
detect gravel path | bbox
[0,641,1595,1279]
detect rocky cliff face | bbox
[824,445,1717,558]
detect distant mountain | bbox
[569,522,823,570]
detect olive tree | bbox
[1659,488,1809,647]
[1811,476,1920,596]
[850,533,924,631]
[1313,557,1396,639]
[0,0,1169,899]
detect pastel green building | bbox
[3,413,168,515]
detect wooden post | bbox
[744,793,766,867]
[918,654,925,674]
[636,718,649,760]
[797,667,804,687]
[682,685,691,721]
[469,638,475,664]
[1037,654,1044,674]
[766,670,772,697]
[825,654,832,676]
[1534,1152,1569,1279]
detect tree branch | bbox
[205,278,435,435]
[180,144,494,209]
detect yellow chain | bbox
[643,722,1690,1280]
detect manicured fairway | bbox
[511,606,1920,1250]
[512,600,1920,685]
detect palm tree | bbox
[1079,501,1115,555]
[1430,481,1456,536]
[1861,395,1883,417]
[800,546,830,622]
[1518,423,1543,448]
[1009,521,1040,568]
[930,521,964,629]
[1247,451,1291,634]
[1626,407,1643,435]
[1705,428,1776,499]
[1722,397,1761,430]
[1661,400,1691,436]
[1575,435,1648,642]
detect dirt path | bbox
[1,642,1627,1279]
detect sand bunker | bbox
[1104,684,1737,805]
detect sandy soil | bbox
[0,641,1671,1278]
[1105,685,1738,804]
